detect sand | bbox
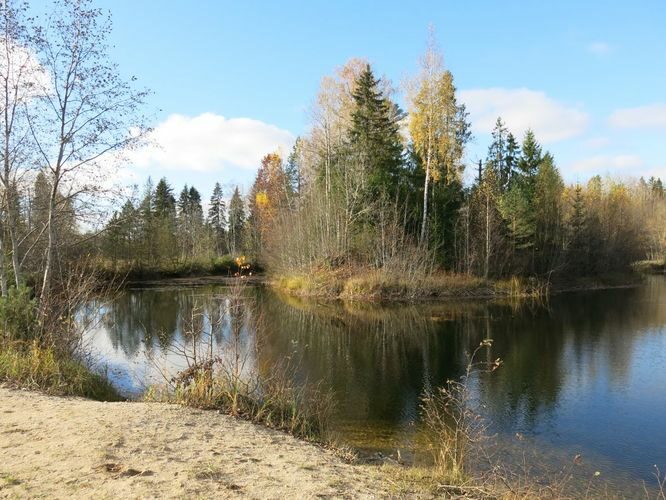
[0,387,404,499]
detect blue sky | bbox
[73,0,666,198]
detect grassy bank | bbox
[274,267,644,301]
[146,362,332,443]
[0,342,120,401]
[275,268,549,301]
[633,259,666,274]
[94,255,259,282]
[0,284,120,402]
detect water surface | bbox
[85,276,666,493]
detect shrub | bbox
[0,341,120,401]
[0,285,37,342]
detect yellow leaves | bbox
[255,191,269,209]
[408,63,462,185]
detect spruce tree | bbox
[349,64,404,196]
[153,178,177,261]
[285,138,303,196]
[567,184,588,272]
[208,182,227,254]
[486,117,509,191]
[227,187,245,256]
[188,186,204,226]
[517,129,542,180]
[505,132,520,187]
[154,178,176,219]
[486,118,521,193]
[534,153,564,272]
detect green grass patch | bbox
[0,342,121,401]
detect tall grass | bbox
[0,341,120,401]
[0,265,121,401]
[420,340,501,485]
[163,360,332,441]
[146,280,333,442]
[274,266,554,301]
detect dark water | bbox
[85,276,666,492]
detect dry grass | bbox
[274,267,552,301]
[0,341,120,401]
[157,362,333,442]
[145,280,333,442]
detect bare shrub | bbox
[420,339,501,486]
[149,280,333,441]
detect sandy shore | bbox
[0,388,403,499]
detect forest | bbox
[96,56,666,295]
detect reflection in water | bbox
[86,277,666,490]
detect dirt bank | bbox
[0,388,405,499]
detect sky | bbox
[56,0,666,199]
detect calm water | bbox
[84,276,666,492]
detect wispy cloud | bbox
[459,88,589,143]
[609,103,666,129]
[127,113,294,173]
[587,41,611,56]
[568,154,643,173]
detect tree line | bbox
[102,179,246,268]
[237,40,666,282]
[3,0,664,294]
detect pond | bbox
[84,275,666,494]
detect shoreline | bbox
[270,270,645,303]
[118,270,645,302]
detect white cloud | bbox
[587,41,611,56]
[128,113,294,173]
[583,136,610,149]
[568,154,643,173]
[459,88,589,143]
[0,42,51,100]
[609,103,666,129]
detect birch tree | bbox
[0,0,42,293]
[29,0,148,305]
[408,32,470,243]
